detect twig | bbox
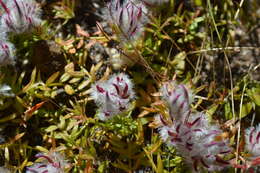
[187,46,260,55]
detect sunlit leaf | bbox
[240,102,253,119]
[247,87,260,106]
[46,71,60,85]
[64,84,75,95]
[23,68,37,93]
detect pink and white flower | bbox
[245,125,260,158]
[157,83,231,172]
[26,152,68,173]
[91,73,135,120]
[108,0,148,43]
[233,124,260,172]
[160,82,193,122]
[0,0,41,34]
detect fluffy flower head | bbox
[232,124,260,171]
[91,73,135,120]
[161,82,193,122]
[159,112,231,172]
[26,152,68,173]
[245,125,260,158]
[0,0,42,34]
[108,0,148,43]
[157,83,231,172]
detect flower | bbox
[160,82,193,122]
[108,0,148,43]
[232,124,260,172]
[26,152,68,173]
[245,125,260,158]
[157,83,231,172]
[159,112,231,172]
[0,0,41,34]
[242,124,260,170]
[91,73,135,120]
[0,40,15,66]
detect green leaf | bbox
[194,0,202,6]
[46,71,60,85]
[247,87,260,106]
[225,102,233,120]
[69,77,81,84]
[35,146,49,153]
[60,73,71,82]
[240,102,253,119]
[170,51,186,75]
[78,79,90,90]
[206,104,219,121]
[64,84,75,95]
[156,153,163,173]
[45,125,58,133]
[23,67,37,93]
[189,17,204,31]
[0,114,16,123]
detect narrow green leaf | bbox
[157,153,163,173]
[46,71,60,85]
[225,102,233,120]
[240,102,253,119]
[45,125,58,133]
[23,68,37,93]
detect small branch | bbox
[187,47,260,55]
